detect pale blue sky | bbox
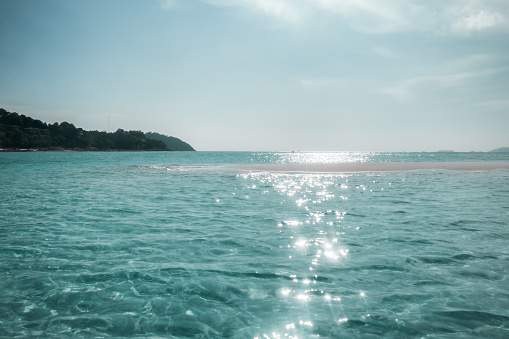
[1,0,508,151]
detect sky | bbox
[1,0,508,151]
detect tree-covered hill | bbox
[145,132,195,151]
[0,108,194,151]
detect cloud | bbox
[451,10,504,34]
[378,69,498,101]
[177,0,509,35]
[442,54,494,71]
[378,85,412,102]
[373,46,398,59]
[298,77,349,90]
[474,99,509,109]
[199,0,420,32]
[241,0,306,24]
[312,0,420,33]
[201,0,310,24]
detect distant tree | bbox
[60,122,78,139]
[145,132,195,151]
[11,130,29,148]
[48,122,62,135]
[2,112,23,126]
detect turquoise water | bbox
[1,152,509,338]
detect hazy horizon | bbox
[1,0,508,152]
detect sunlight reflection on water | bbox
[241,170,361,338]
[260,152,378,164]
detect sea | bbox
[1,151,509,338]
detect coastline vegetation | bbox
[0,108,194,152]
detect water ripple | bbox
[1,152,508,337]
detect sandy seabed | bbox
[236,162,509,173]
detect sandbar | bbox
[236,162,509,173]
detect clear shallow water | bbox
[1,152,509,338]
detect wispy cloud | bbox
[474,99,509,108]
[378,69,498,101]
[441,54,495,72]
[239,0,307,24]
[167,0,509,35]
[373,46,398,59]
[203,0,313,24]
[298,77,350,89]
[313,0,419,33]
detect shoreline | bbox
[235,162,509,172]
[0,148,171,152]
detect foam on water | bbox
[1,152,509,338]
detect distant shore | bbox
[0,148,169,152]
[236,162,509,172]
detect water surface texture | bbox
[1,152,509,338]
